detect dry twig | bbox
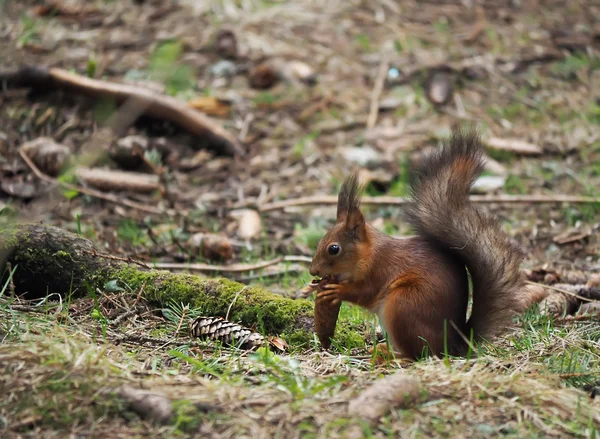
[367,54,390,130]
[2,66,245,156]
[76,167,161,194]
[19,149,165,215]
[152,255,312,273]
[525,281,597,303]
[254,194,597,212]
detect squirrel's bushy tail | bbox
[403,127,525,346]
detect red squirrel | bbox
[310,128,529,359]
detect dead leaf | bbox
[586,274,600,288]
[178,150,213,171]
[348,372,421,421]
[190,232,234,262]
[21,137,71,177]
[268,336,289,352]
[188,96,232,118]
[249,59,317,89]
[553,227,591,245]
[231,209,262,240]
[284,60,318,85]
[109,135,148,170]
[539,289,579,316]
[295,279,319,299]
[1,178,42,199]
[486,137,543,155]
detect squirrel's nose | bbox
[309,264,319,277]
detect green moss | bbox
[284,325,369,351]
[332,325,369,349]
[0,221,21,251]
[149,328,170,338]
[113,267,314,336]
[111,266,368,348]
[283,329,319,349]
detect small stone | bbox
[209,60,237,78]
[230,209,262,240]
[471,175,506,194]
[341,145,383,168]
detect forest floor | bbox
[0,0,599,438]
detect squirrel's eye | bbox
[327,244,341,256]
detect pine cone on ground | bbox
[189,316,265,350]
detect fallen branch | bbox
[254,193,598,212]
[152,255,312,273]
[0,223,368,348]
[486,137,543,156]
[20,149,165,215]
[1,66,245,157]
[76,167,161,194]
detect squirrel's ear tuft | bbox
[336,172,363,223]
[344,207,365,240]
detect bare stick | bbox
[254,194,598,213]
[19,149,164,215]
[524,281,596,303]
[174,305,188,337]
[76,167,161,194]
[152,255,312,273]
[367,54,390,130]
[2,66,245,156]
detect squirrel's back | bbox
[403,128,525,346]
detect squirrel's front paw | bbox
[316,283,346,305]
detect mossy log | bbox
[0,223,367,348]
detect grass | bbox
[1,273,599,437]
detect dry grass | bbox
[1,294,599,438]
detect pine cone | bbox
[189,316,265,350]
